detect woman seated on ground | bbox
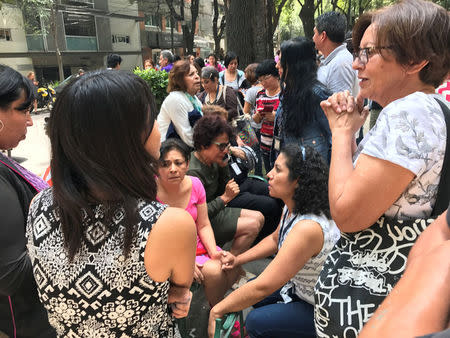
[158,60,202,148]
[26,70,196,336]
[208,144,340,338]
[187,114,264,255]
[197,67,238,122]
[203,105,283,243]
[157,138,242,306]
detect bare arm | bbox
[360,240,450,337]
[196,202,219,258]
[209,220,324,336]
[321,93,414,232]
[407,210,450,264]
[144,207,196,287]
[243,101,252,115]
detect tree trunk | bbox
[166,0,199,55]
[212,0,226,56]
[226,0,256,68]
[50,6,64,81]
[254,0,268,62]
[298,0,315,39]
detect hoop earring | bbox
[0,120,4,133]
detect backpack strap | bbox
[431,98,450,217]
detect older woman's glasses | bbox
[213,141,230,151]
[352,46,392,65]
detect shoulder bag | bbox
[314,98,450,337]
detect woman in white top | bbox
[158,60,202,148]
[314,1,450,336]
[219,51,245,91]
[207,144,340,338]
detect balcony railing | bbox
[66,36,97,51]
[26,35,45,51]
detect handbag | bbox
[314,98,450,337]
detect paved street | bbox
[10,110,50,176]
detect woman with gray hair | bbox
[197,66,239,121]
[314,0,450,336]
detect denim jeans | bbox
[245,288,316,338]
[253,128,263,177]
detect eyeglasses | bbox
[213,141,230,151]
[258,75,272,82]
[159,160,186,168]
[352,46,392,66]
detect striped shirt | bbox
[255,89,280,153]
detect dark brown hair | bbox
[50,70,158,261]
[372,0,449,87]
[193,114,234,150]
[167,60,192,93]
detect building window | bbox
[165,15,173,29]
[145,14,160,28]
[0,29,12,41]
[112,34,130,44]
[63,13,96,36]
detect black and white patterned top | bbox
[26,188,177,337]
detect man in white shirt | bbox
[313,12,358,95]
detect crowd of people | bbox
[0,0,449,337]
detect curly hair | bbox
[193,114,234,150]
[280,144,330,218]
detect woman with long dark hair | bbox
[273,37,331,164]
[26,70,196,336]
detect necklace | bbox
[206,85,221,105]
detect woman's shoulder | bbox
[189,175,203,188]
[161,91,191,111]
[152,206,195,235]
[165,91,187,101]
[385,92,446,121]
[293,213,340,244]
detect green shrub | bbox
[133,67,169,110]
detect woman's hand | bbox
[229,146,246,160]
[221,179,240,204]
[193,262,204,283]
[220,251,239,270]
[253,111,263,124]
[321,91,369,135]
[264,110,276,122]
[168,286,192,319]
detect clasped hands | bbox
[321,90,370,134]
[193,250,238,284]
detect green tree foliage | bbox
[133,68,169,109]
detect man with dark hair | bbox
[159,50,174,72]
[313,11,358,95]
[106,54,122,70]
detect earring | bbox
[0,120,4,133]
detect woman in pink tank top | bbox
[157,138,243,306]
